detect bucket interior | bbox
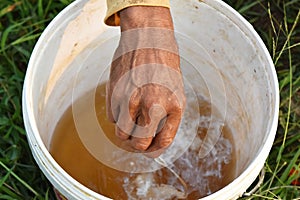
[25,0,278,198]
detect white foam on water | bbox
[115,87,233,199]
[121,114,233,199]
[123,174,186,200]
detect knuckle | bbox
[132,139,151,151]
[129,96,139,107]
[143,98,155,110]
[158,137,173,148]
[171,105,184,117]
[115,128,130,140]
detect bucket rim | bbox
[22,0,112,199]
[22,0,280,199]
[199,0,279,199]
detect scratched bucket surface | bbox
[22,0,279,199]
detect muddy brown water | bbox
[50,83,236,199]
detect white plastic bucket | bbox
[22,0,279,199]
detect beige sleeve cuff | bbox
[105,0,170,26]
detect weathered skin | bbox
[106,6,186,157]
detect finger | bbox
[130,112,154,151]
[146,113,182,157]
[106,83,118,123]
[131,135,153,151]
[115,126,130,140]
[130,104,166,151]
[115,100,140,140]
[115,107,134,140]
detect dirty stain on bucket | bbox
[22,0,279,199]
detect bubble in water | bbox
[120,113,233,199]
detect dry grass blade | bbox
[154,157,188,199]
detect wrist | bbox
[120,6,174,31]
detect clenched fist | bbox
[106,6,186,157]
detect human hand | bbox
[106,6,186,158]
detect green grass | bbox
[225,1,300,199]
[0,0,299,199]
